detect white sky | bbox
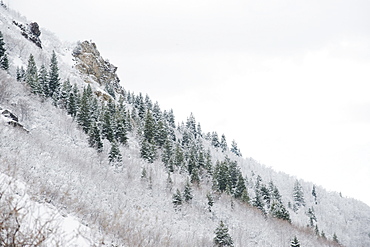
[10,0,370,206]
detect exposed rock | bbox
[1,108,29,132]
[12,21,42,48]
[72,41,124,99]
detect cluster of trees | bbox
[172,180,193,208]
[17,52,129,164]
[0,31,9,71]
[252,175,291,222]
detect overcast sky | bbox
[10,0,370,206]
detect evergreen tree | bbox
[174,144,184,168]
[234,173,247,199]
[307,207,317,227]
[270,200,291,223]
[314,225,320,236]
[102,106,115,142]
[48,50,60,97]
[211,131,220,148]
[16,66,25,81]
[154,119,167,147]
[214,221,234,247]
[162,138,174,172]
[109,141,122,164]
[220,134,228,152]
[0,31,5,58]
[230,140,242,157]
[293,180,305,209]
[77,86,93,133]
[67,84,78,118]
[172,189,183,207]
[38,65,49,97]
[0,31,8,71]
[140,140,156,163]
[183,180,193,203]
[186,113,197,138]
[190,168,200,185]
[290,236,300,247]
[333,233,339,244]
[312,185,317,204]
[207,192,214,212]
[88,122,103,153]
[58,79,72,109]
[25,54,41,94]
[143,110,156,143]
[115,113,128,145]
[213,161,229,193]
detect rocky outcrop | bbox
[72,41,124,98]
[0,107,28,132]
[12,21,42,48]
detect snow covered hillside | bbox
[1,4,370,246]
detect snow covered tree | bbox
[207,192,214,212]
[234,173,247,199]
[38,64,49,97]
[88,122,103,153]
[333,233,339,244]
[307,207,317,227]
[140,140,156,163]
[102,106,115,142]
[183,180,193,203]
[77,85,93,133]
[0,31,8,71]
[293,180,305,209]
[162,138,174,172]
[211,131,220,148]
[25,54,41,94]
[172,189,183,207]
[312,185,317,204]
[48,50,60,97]
[270,200,291,223]
[214,221,234,247]
[186,113,197,138]
[143,110,156,143]
[67,84,79,118]
[16,66,25,81]
[109,141,122,164]
[230,140,242,157]
[290,236,300,247]
[220,134,228,152]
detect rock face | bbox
[12,21,42,48]
[72,41,123,98]
[0,108,28,132]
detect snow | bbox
[1,4,370,247]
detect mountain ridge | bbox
[1,5,370,246]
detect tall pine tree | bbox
[214,221,234,247]
[48,50,60,97]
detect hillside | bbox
[1,4,370,247]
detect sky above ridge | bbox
[9,0,370,206]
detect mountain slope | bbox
[1,5,370,247]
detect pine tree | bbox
[109,141,122,164]
[102,106,115,142]
[67,84,78,118]
[293,180,305,209]
[290,236,300,247]
[25,54,41,94]
[48,50,60,97]
[16,66,25,81]
[270,200,291,223]
[143,110,156,143]
[220,134,228,152]
[230,140,242,157]
[0,31,8,71]
[183,180,193,203]
[214,221,234,247]
[140,140,156,163]
[77,85,93,133]
[234,173,247,199]
[88,122,103,153]
[58,79,72,109]
[38,65,49,97]
[162,139,174,172]
[207,192,214,212]
[211,131,220,148]
[333,233,339,244]
[172,189,183,207]
[312,185,317,204]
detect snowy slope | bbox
[1,4,370,247]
